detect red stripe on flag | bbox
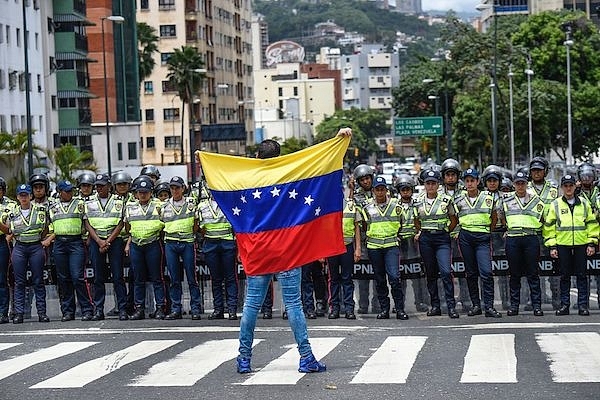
[236,212,346,276]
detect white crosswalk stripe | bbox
[30,340,181,389]
[0,332,598,388]
[460,334,517,383]
[351,336,427,384]
[536,332,600,383]
[130,339,262,387]
[241,337,344,385]
[0,342,97,381]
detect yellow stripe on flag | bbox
[198,136,350,191]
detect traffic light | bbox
[386,143,394,155]
[354,147,359,157]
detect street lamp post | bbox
[508,66,515,172]
[525,60,534,161]
[22,0,33,176]
[565,29,574,166]
[490,78,497,162]
[101,15,125,178]
[188,68,207,184]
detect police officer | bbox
[352,164,379,315]
[543,174,599,316]
[0,184,50,323]
[326,188,360,320]
[160,176,202,320]
[439,158,469,312]
[454,168,501,318]
[124,176,167,320]
[529,156,560,310]
[112,171,135,315]
[83,173,129,321]
[197,189,238,320]
[361,176,407,320]
[154,180,171,202]
[396,174,428,312]
[30,173,51,207]
[76,172,96,200]
[113,171,134,203]
[42,180,94,321]
[140,165,161,184]
[414,170,459,319]
[500,171,544,316]
[0,177,16,323]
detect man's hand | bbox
[336,127,352,137]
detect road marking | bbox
[130,339,262,386]
[241,337,343,385]
[350,336,427,384]
[0,343,21,352]
[0,342,97,381]
[536,332,600,383]
[460,334,517,383]
[30,340,180,388]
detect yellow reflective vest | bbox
[361,197,401,249]
[161,197,197,243]
[125,198,164,245]
[502,192,544,237]
[197,199,234,240]
[543,195,599,247]
[454,190,495,233]
[48,198,85,236]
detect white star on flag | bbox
[304,195,314,205]
[252,189,262,199]
[240,195,247,203]
[315,207,321,216]
[270,187,281,197]
[288,189,298,199]
[232,207,241,216]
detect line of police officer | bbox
[0,165,238,323]
[350,155,600,318]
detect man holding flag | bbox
[198,128,352,374]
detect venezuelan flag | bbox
[199,136,349,276]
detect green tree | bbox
[0,130,42,193]
[137,22,159,83]
[51,144,96,182]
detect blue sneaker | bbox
[298,354,326,373]
[237,357,252,374]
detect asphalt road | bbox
[1,311,600,400]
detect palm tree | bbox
[166,46,205,172]
[51,143,96,182]
[137,22,159,83]
[0,130,43,193]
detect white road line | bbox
[460,334,517,383]
[30,340,180,389]
[130,339,262,386]
[241,337,344,385]
[536,332,600,383]
[0,343,21,352]
[0,342,97,381]
[350,336,427,384]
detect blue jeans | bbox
[327,243,355,312]
[368,245,404,312]
[165,241,202,314]
[419,231,455,309]
[130,241,166,309]
[89,237,128,313]
[238,267,312,360]
[459,230,495,309]
[0,238,9,315]
[203,239,238,313]
[505,235,541,308]
[53,238,93,315]
[12,242,46,315]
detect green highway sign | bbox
[394,117,443,137]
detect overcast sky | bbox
[422,0,480,12]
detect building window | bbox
[293,87,298,96]
[163,108,180,121]
[146,137,155,149]
[158,0,176,10]
[127,142,137,160]
[160,52,173,65]
[164,136,181,149]
[159,25,176,38]
[145,109,154,121]
[278,87,283,97]
[140,0,149,10]
[59,98,77,108]
[0,70,4,89]
[0,24,3,43]
[18,73,27,91]
[0,115,6,133]
[16,28,20,47]
[6,25,10,44]
[161,80,177,93]
[117,143,123,161]
[144,81,153,94]
[51,95,56,110]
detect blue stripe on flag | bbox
[210,170,343,234]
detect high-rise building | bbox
[137,0,254,174]
[87,0,141,173]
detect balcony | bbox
[76,71,89,88]
[74,0,86,15]
[79,107,92,124]
[74,33,88,52]
[186,30,197,42]
[185,0,198,17]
